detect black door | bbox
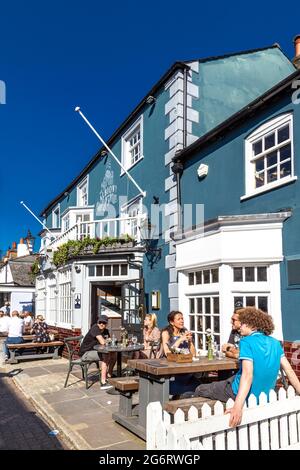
[121,280,143,338]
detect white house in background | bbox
[0,237,37,313]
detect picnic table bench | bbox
[7,340,63,364]
[108,376,139,417]
[163,396,217,419]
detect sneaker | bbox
[100,381,113,390]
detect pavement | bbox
[0,357,145,450]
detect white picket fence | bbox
[147,387,300,450]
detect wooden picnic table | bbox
[94,343,144,377]
[113,356,238,440]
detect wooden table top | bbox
[94,344,144,353]
[127,356,238,376]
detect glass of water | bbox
[132,336,138,346]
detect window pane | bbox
[88,265,95,276]
[253,140,262,155]
[278,124,289,143]
[112,265,119,276]
[213,297,219,314]
[96,265,103,276]
[234,267,243,282]
[267,167,277,183]
[188,273,194,285]
[211,268,219,283]
[280,143,291,162]
[255,158,264,172]
[266,151,277,168]
[203,270,210,284]
[280,160,291,179]
[234,296,243,307]
[121,264,128,275]
[197,298,202,314]
[204,316,211,330]
[245,267,255,282]
[197,334,203,349]
[213,316,220,334]
[257,266,267,282]
[264,133,275,150]
[190,298,195,314]
[104,265,111,276]
[205,297,211,313]
[195,271,202,284]
[255,171,264,188]
[189,315,195,331]
[258,296,268,312]
[197,316,203,331]
[246,296,255,306]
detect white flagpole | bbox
[20,201,56,239]
[75,106,146,198]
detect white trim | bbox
[77,175,89,207]
[121,115,144,173]
[244,113,295,198]
[60,205,94,218]
[52,203,60,229]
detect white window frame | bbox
[77,177,89,207]
[62,214,70,232]
[52,204,60,229]
[121,195,144,241]
[242,113,296,200]
[58,269,72,327]
[121,115,144,173]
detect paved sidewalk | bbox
[0,358,145,450]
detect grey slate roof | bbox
[7,255,37,287]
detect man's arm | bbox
[96,334,106,346]
[225,359,253,427]
[280,356,300,395]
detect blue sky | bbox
[0,0,299,255]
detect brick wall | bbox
[284,341,300,380]
[49,325,82,358]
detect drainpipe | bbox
[183,66,188,148]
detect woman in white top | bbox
[4,310,24,359]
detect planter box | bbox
[166,353,193,363]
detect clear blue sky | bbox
[0,0,299,255]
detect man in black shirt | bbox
[222,301,243,359]
[79,315,116,390]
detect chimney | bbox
[17,237,30,257]
[293,35,300,69]
[11,241,17,250]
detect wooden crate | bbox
[166,353,193,363]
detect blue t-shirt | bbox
[232,331,284,399]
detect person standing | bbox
[79,315,117,390]
[4,310,24,360]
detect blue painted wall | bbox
[181,92,300,341]
[191,47,295,137]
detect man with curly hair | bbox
[187,307,300,427]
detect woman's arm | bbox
[280,356,300,394]
[161,330,171,355]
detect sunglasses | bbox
[98,322,107,325]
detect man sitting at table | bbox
[183,307,300,427]
[79,314,117,390]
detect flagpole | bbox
[75,106,146,198]
[20,201,56,239]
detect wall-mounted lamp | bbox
[139,218,162,268]
[197,163,209,179]
[74,264,81,274]
[146,95,156,105]
[151,290,161,310]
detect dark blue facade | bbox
[180,91,300,341]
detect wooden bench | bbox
[164,397,217,419]
[108,376,139,417]
[7,341,64,364]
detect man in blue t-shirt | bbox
[192,307,300,427]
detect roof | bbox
[5,255,37,287]
[174,68,300,163]
[40,44,292,215]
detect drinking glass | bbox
[132,336,138,346]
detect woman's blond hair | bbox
[145,313,157,329]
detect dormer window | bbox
[77,178,88,207]
[243,113,296,199]
[52,205,60,228]
[121,116,144,172]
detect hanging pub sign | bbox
[74,294,81,309]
